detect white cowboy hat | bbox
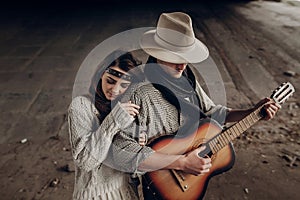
[140,12,209,64]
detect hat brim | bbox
[140,29,209,64]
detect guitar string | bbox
[209,108,262,153]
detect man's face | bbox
[157,59,187,78]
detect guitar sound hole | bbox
[198,144,212,157]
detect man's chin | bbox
[172,74,182,79]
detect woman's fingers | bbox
[139,132,147,146]
[120,101,140,116]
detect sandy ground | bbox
[0,0,299,199]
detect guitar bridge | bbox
[171,169,190,192]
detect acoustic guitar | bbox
[142,82,295,200]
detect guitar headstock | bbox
[271,82,295,105]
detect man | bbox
[107,11,280,198]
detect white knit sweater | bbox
[68,96,138,200]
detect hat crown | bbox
[140,12,209,64]
[156,12,195,48]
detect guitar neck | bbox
[208,106,264,154]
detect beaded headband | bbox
[105,68,132,81]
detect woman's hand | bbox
[120,101,140,117]
[254,97,281,120]
[139,131,148,146]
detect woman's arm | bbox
[68,96,135,172]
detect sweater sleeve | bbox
[68,96,134,172]
[105,85,155,173]
[107,131,155,173]
[195,81,229,125]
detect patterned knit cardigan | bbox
[107,79,228,174]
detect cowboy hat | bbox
[140,12,209,64]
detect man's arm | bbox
[107,131,211,176]
[138,98,280,175]
[225,97,281,123]
[138,146,212,176]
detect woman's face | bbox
[101,66,131,100]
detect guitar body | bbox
[143,119,235,200]
[142,82,295,200]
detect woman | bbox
[68,50,143,200]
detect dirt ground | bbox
[0,0,299,200]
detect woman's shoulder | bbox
[69,95,94,111]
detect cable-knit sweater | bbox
[108,79,228,173]
[68,96,138,200]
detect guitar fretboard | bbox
[208,107,263,154]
